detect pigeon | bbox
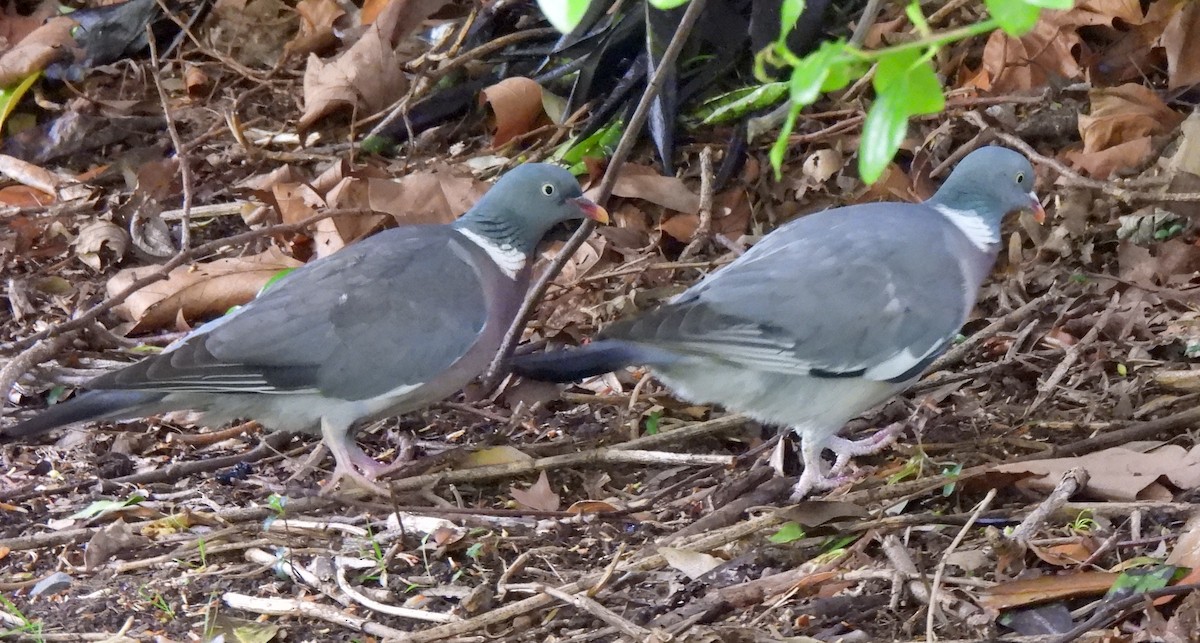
[512,146,1044,500]
[4,163,609,494]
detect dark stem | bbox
[482,0,711,388]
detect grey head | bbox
[925,146,1044,237]
[453,163,608,255]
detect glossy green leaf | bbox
[778,0,806,43]
[985,0,1040,36]
[859,91,907,184]
[820,57,863,93]
[768,521,807,544]
[649,0,690,8]
[695,82,787,125]
[0,71,40,135]
[537,0,591,33]
[1021,0,1072,8]
[788,40,840,105]
[902,59,946,115]
[769,102,803,179]
[1105,565,1186,601]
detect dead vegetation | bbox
[5,0,1200,641]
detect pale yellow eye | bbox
[542,183,555,196]
[1016,172,1026,184]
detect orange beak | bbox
[1028,192,1046,224]
[571,197,609,224]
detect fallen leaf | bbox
[74,220,129,271]
[597,164,700,214]
[286,0,345,56]
[1077,84,1182,154]
[0,16,77,87]
[365,171,490,226]
[108,247,303,333]
[481,77,549,147]
[510,471,560,512]
[565,500,620,514]
[659,547,724,580]
[979,572,1118,611]
[84,520,147,571]
[993,442,1200,501]
[1158,1,1200,89]
[463,445,534,468]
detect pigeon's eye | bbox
[542,183,555,196]
[1015,172,1026,184]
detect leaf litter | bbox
[8,0,1200,641]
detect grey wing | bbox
[90,228,490,400]
[604,209,971,382]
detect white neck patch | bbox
[457,228,527,279]
[932,204,999,251]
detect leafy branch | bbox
[760,0,1071,182]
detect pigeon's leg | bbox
[360,432,417,479]
[788,430,857,502]
[319,418,392,496]
[827,422,904,475]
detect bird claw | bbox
[828,422,904,475]
[788,467,863,502]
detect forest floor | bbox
[5,0,1200,642]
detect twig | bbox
[223,593,411,639]
[1007,467,1088,548]
[0,209,370,353]
[335,557,459,622]
[926,488,996,642]
[680,146,715,260]
[95,431,293,491]
[481,0,711,388]
[611,413,748,452]
[1027,294,1116,414]
[147,25,194,249]
[0,332,74,404]
[540,584,656,640]
[849,0,887,46]
[382,448,732,492]
[1051,582,1200,643]
[928,291,1054,373]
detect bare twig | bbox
[223,593,410,639]
[540,584,656,640]
[926,488,996,642]
[680,146,715,260]
[147,26,194,249]
[0,332,74,404]
[1007,468,1088,548]
[1028,294,1117,414]
[928,291,1055,373]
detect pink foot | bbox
[828,422,904,474]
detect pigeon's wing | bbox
[603,204,977,382]
[90,227,497,400]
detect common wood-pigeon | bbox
[4,163,609,494]
[512,146,1043,500]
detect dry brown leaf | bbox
[297,0,447,133]
[1064,138,1152,178]
[992,442,1200,501]
[286,0,344,57]
[183,64,211,97]
[318,176,387,256]
[1078,84,1182,153]
[510,471,560,512]
[659,547,723,580]
[365,171,489,225]
[978,572,1118,611]
[0,16,77,87]
[74,220,129,271]
[598,164,700,214]
[272,182,326,226]
[108,247,303,333]
[1030,539,1096,567]
[481,77,548,147]
[0,185,53,207]
[463,446,534,468]
[1158,0,1200,89]
[565,500,620,514]
[979,14,1082,93]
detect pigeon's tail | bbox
[3,390,164,439]
[511,340,675,382]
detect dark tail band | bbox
[510,340,666,382]
[3,390,164,439]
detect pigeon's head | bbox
[927,146,1045,229]
[458,163,608,256]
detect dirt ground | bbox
[5,0,1200,642]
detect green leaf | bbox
[788,41,841,105]
[769,102,803,179]
[0,72,39,135]
[694,82,787,125]
[648,0,689,8]
[644,410,663,436]
[778,0,806,44]
[1021,0,1072,8]
[985,0,1040,36]
[861,50,944,183]
[1105,565,1186,601]
[859,92,907,184]
[820,57,864,93]
[768,521,807,544]
[69,495,146,520]
[537,0,590,33]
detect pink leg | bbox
[319,420,394,496]
[788,433,859,502]
[828,422,904,475]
